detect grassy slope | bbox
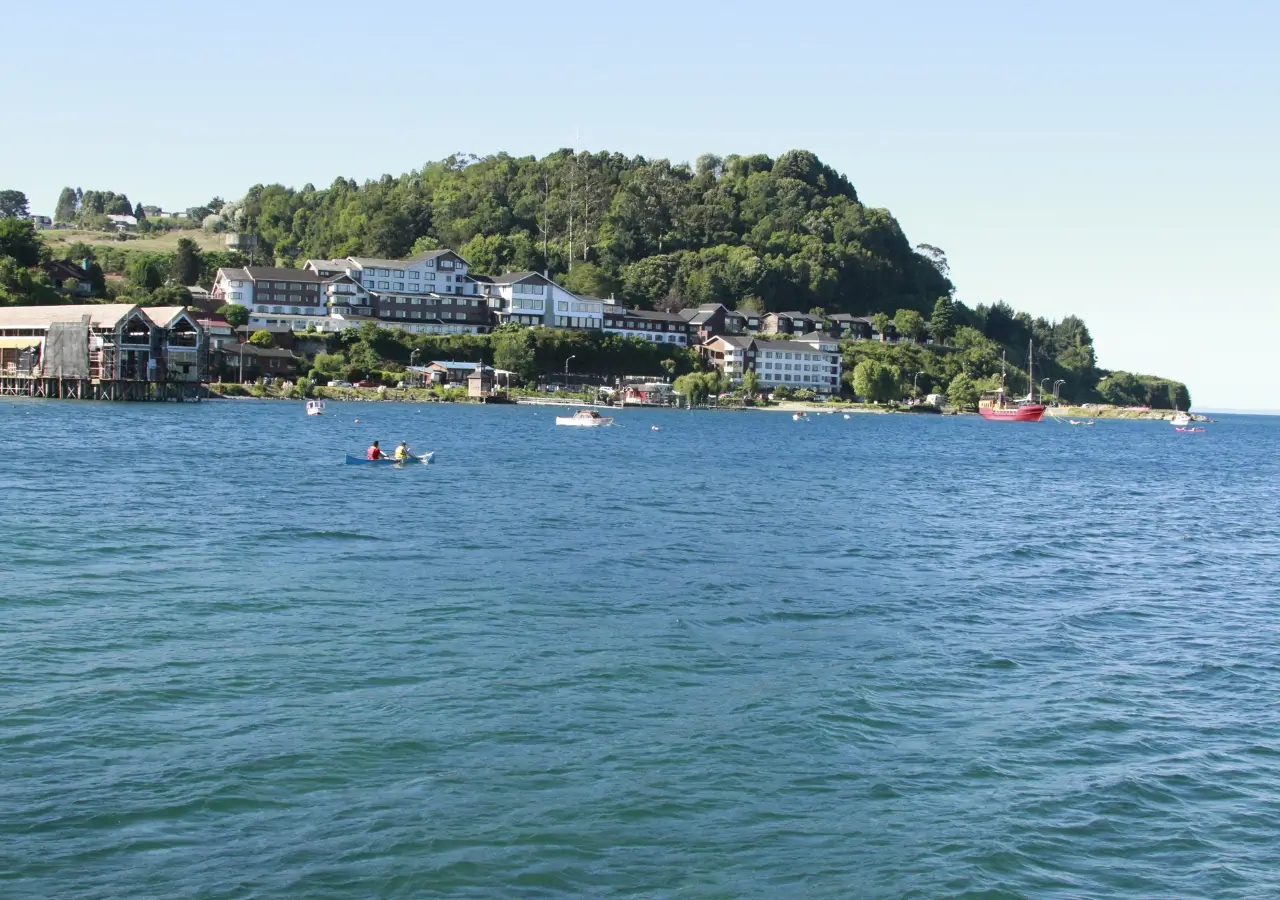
[40,228,227,254]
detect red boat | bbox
[978,340,1046,422]
[979,391,1046,422]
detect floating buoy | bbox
[354,419,359,423]
[651,426,660,431]
[843,414,851,419]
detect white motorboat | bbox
[555,409,614,427]
[793,412,807,421]
[306,400,326,416]
[1170,411,1191,427]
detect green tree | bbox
[126,255,167,290]
[0,257,58,305]
[852,359,901,402]
[0,218,44,266]
[133,202,147,221]
[55,187,78,222]
[660,357,677,379]
[218,303,250,328]
[674,372,711,405]
[249,330,275,348]
[171,237,201,285]
[0,190,29,219]
[872,312,891,342]
[946,372,979,409]
[742,368,760,397]
[493,328,538,382]
[894,308,926,343]
[930,295,955,345]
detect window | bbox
[230,280,242,287]
[228,292,242,300]
[557,300,569,312]
[409,271,419,279]
[379,281,389,289]
[394,282,404,291]
[442,311,452,320]
[379,269,390,277]
[425,272,435,280]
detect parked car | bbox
[329,380,353,388]
[354,379,379,388]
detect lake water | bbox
[3,399,1280,898]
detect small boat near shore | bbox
[793,412,807,421]
[556,409,613,427]
[345,452,435,465]
[1175,426,1205,434]
[1171,411,1192,427]
[306,400,325,416]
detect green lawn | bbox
[40,228,228,254]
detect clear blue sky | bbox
[4,0,1276,409]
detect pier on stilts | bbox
[0,375,206,402]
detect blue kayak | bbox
[345,452,434,466]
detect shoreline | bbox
[202,386,1202,421]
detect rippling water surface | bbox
[3,399,1280,898]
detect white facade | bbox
[347,250,479,299]
[754,337,842,393]
[480,273,601,330]
[211,268,255,308]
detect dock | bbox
[0,375,207,402]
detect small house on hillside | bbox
[41,259,94,297]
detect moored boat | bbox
[555,409,614,427]
[1170,411,1192,427]
[306,400,325,416]
[979,340,1046,422]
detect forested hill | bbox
[221,150,953,315]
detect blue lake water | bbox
[3,399,1280,898]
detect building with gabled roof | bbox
[475,270,601,330]
[698,332,842,394]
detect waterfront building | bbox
[424,360,484,385]
[217,343,299,379]
[0,303,204,382]
[699,332,843,394]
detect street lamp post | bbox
[1040,377,1050,401]
[410,349,420,386]
[912,371,922,393]
[1054,378,1066,402]
[565,355,575,378]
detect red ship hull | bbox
[979,404,1046,422]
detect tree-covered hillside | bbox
[227,149,953,314]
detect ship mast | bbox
[1028,339,1034,402]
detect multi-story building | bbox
[700,332,843,394]
[475,272,602,330]
[602,301,695,345]
[828,314,874,340]
[760,311,824,336]
[210,266,328,329]
[305,251,490,335]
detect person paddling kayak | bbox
[366,440,385,460]
[394,440,414,462]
